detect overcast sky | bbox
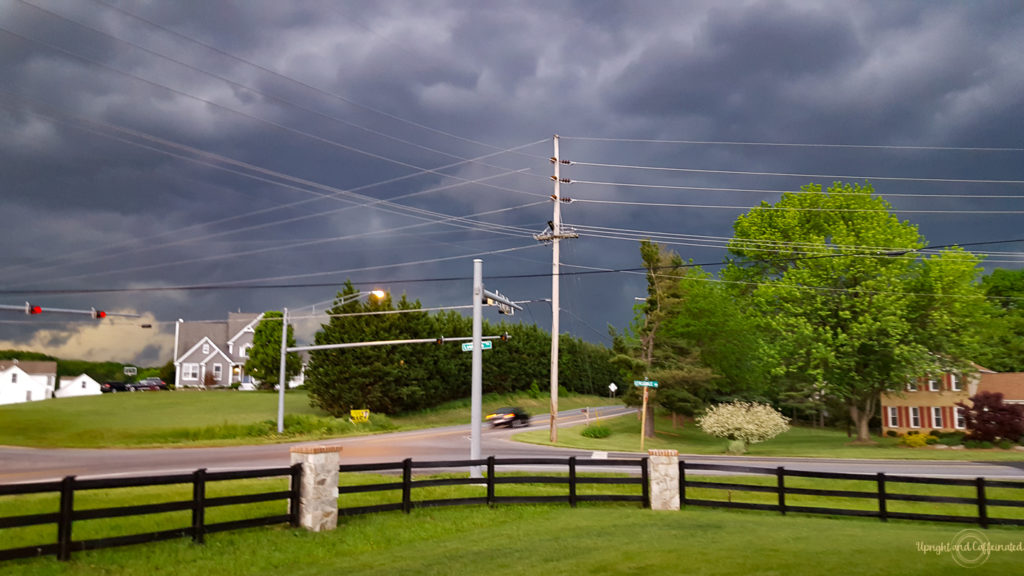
[1,0,1022,366]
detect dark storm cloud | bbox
[1,0,1022,364]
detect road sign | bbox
[633,380,659,388]
[123,366,137,376]
[461,341,493,352]
[608,382,618,392]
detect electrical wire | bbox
[560,135,1024,152]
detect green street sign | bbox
[633,380,659,388]
[461,341,493,352]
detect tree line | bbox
[293,281,620,417]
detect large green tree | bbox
[974,268,1024,372]
[244,311,303,390]
[725,182,988,441]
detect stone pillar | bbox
[647,449,680,511]
[290,446,342,531]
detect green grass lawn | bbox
[516,412,1024,461]
[4,501,1022,575]
[0,390,618,448]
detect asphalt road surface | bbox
[2,406,1023,483]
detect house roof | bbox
[0,360,57,375]
[979,372,1024,402]
[176,321,228,361]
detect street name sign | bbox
[633,380,659,388]
[461,341,493,352]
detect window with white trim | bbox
[910,407,921,428]
[183,363,199,380]
[202,343,210,355]
[955,407,966,430]
[887,406,899,428]
[932,407,943,428]
[951,374,962,391]
[212,364,223,382]
[241,344,252,358]
[906,381,918,392]
[927,379,940,392]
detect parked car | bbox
[135,377,168,390]
[101,381,131,393]
[485,406,530,428]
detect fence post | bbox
[192,468,207,544]
[569,456,578,508]
[976,477,988,529]
[679,460,687,506]
[641,457,650,509]
[776,467,786,515]
[877,472,888,522]
[486,456,495,506]
[646,450,679,511]
[57,475,75,562]
[289,463,303,527]
[289,446,342,532]
[402,458,413,514]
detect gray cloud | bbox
[1,0,1022,365]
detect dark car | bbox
[135,377,168,390]
[486,407,530,428]
[101,381,131,393]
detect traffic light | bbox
[435,337,444,345]
[90,307,106,319]
[25,302,41,315]
[500,332,510,342]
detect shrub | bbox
[964,439,994,449]
[900,434,937,448]
[956,391,1024,442]
[998,439,1015,450]
[938,432,965,446]
[885,430,900,438]
[581,425,612,439]
[697,401,790,454]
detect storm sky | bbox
[1,0,1022,366]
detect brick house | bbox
[880,367,1024,435]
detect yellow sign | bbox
[349,409,370,423]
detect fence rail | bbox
[0,465,301,562]
[337,456,649,516]
[679,461,1024,528]
[4,455,1024,563]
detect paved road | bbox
[3,406,1023,483]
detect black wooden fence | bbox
[0,465,300,562]
[679,461,1024,528]
[4,457,1024,563]
[337,456,649,516]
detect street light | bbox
[277,289,386,433]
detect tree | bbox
[697,401,790,454]
[956,391,1024,442]
[975,268,1024,372]
[725,182,989,441]
[244,311,302,390]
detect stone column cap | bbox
[290,445,343,455]
[648,449,678,457]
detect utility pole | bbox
[535,135,577,443]
[471,259,484,477]
[277,308,288,434]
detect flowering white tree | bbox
[697,401,790,454]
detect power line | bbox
[568,197,1024,214]
[563,180,1024,199]
[566,164,1024,185]
[4,237,1020,297]
[561,135,1024,152]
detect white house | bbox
[174,312,263,389]
[0,359,57,405]
[54,374,102,398]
